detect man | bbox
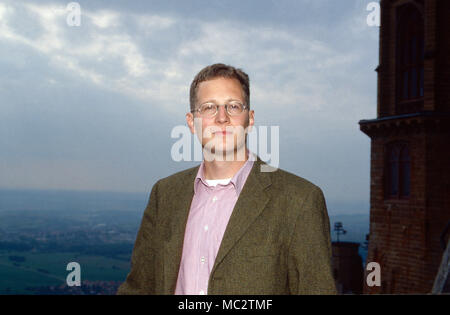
[117,63,336,295]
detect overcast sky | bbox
[0,0,379,215]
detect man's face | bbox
[186,77,255,160]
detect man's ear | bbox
[186,112,196,134]
[247,109,255,132]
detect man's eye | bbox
[200,104,216,114]
[229,103,242,110]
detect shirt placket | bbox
[202,183,227,295]
[197,184,214,295]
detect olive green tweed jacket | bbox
[117,156,337,295]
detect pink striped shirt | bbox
[174,153,255,295]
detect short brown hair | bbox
[189,63,250,112]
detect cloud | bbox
[0,0,373,117]
[87,10,120,29]
[0,1,170,104]
[0,0,378,210]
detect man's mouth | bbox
[213,131,233,135]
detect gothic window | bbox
[385,142,411,199]
[396,3,424,114]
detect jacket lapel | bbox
[210,156,272,276]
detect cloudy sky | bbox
[0,0,379,215]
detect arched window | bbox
[385,142,411,199]
[399,146,411,196]
[396,3,424,114]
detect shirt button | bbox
[212,196,217,202]
[199,290,205,295]
[201,256,205,263]
[204,225,209,231]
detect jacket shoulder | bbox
[155,164,199,190]
[268,167,322,194]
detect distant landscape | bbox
[0,189,369,294]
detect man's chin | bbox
[202,145,247,162]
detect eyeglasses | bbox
[191,101,249,117]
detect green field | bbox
[0,250,130,294]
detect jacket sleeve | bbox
[116,180,160,295]
[287,185,337,294]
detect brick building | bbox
[331,242,364,294]
[359,0,450,293]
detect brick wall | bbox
[436,0,450,111]
[363,0,449,293]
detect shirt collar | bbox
[194,150,256,196]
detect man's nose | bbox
[215,105,230,123]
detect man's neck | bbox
[203,148,249,180]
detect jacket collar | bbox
[193,150,257,196]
